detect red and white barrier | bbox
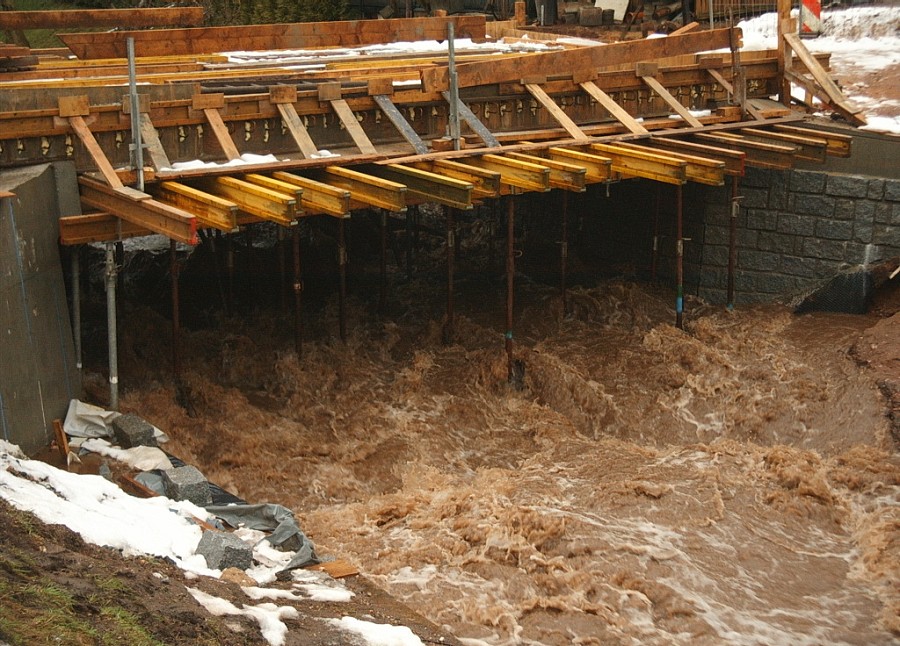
[800,0,823,37]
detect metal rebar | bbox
[727,174,741,310]
[293,222,303,357]
[676,184,684,329]
[506,196,516,382]
[71,247,82,374]
[338,217,347,342]
[445,205,455,343]
[560,191,569,316]
[170,239,181,378]
[104,244,118,410]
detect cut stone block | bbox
[578,6,604,26]
[161,465,212,506]
[197,531,252,571]
[111,413,156,448]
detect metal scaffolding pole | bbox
[728,175,742,310]
[445,205,455,343]
[293,222,303,357]
[170,240,181,378]
[104,244,118,410]
[71,247,82,375]
[380,210,388,313]
[675,184,685,329]
[506,196,516,383]
[338,217,347,342]
[560,191,569,316]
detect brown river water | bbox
[94,231,899,645]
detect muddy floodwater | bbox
[99,242,899,645]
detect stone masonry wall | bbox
[690,167,900,305]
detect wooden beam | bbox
[330,99,378,156]
[644,138,745,176]
[0,7,205,30]
[545,147,613,183]
[524,84,588,141]
[459,154,551,193]
[503,152,586,191]
[138,113,171,172]
[588,143,687,185]
[615,142,725,185]
[78,177,197,244]
[202,108,241,161]
[194,176,297,225]
[60,16,487,59]
[421,28,738,92]
[783,32,865,126]
[271,171,351,217]
[773,124,851,157]
[706,68,734,95]
[409,159,501,199]
[640,76,704,128]
[275,102,319,159]
[313,166,407,212]
[578,81,649,135]
[738,127,828,163]
[361,164,474,210]
[694,132,796,169]
[240,173,304,203]
[152,181,238,232]
[67,116,123,189]
[441,91,500,147]
[372,94,429,155]
[59,212,150,245]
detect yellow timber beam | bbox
[737,127,828,163]
[588,143,687,185]
[646,138,746,176]
[503,152,586,192]
[773,124,851,157]
[59,212,151,245]
[152,181,238,232]
[312,166,407,212]
[615,142,725,186]
[694,133,796,170]
[271,171,351,217]
[78,176,198,244]
[459,154,550,193]
[409,160,501,200]
[193,176,298,226]
[546,147,613,183]
[360,164,474,210]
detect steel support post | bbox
[445,205,455,343]
[651,184,661,280]
[104,244,119,410]
[245,226,254,308]
[675,184,685,329]
[71,247,82,375]
[278,226,287,312]
[225,233,234,314]
[506,196,516,383]
[560,191,569,316]
[170,240,181,377]
[727,175,741,310]
[338,218,347,342]
[380,210,388,314]
[293,222,303,357]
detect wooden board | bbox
[579,81,649,135]
[68,115,123,189]
[0,8,204,30]
[60,16,486,60]
[203,108,242,161]
[524,84,588,141]
[306,559,359,579]
[330,99,378,156]
[276,102,319,159]
[641,76,704,128]
[421,28,737,92]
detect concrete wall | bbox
[0,163,81,455]
[690,167,900,304]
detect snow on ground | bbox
[327,616,426,646]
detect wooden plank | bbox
[362,163,473,210]
[503,151,586,191]
[139,113,171,171]
[203,108,241,161]
[408,159,500,199]
[372,94,429,155]
[546,147,613,183]
[195,176,297,225]
[578,81,649,135]
[313,166,407,212]
[330,99,378,156]
[644,137,745,176]
[60,15,486,59]
[152,181,238,232]
[706,68,733,95]
[0,7,205,30]
[68,116,123,189]
[460,154,550,193]
[614,142,725,185]
[78,177,198,244]
[783,32,865,126]
[305,559,359,579]
[241,173,304,204]
[738,127,828,163]
[524,84,588,141]
[694,132,795,170]
[421,28,737,92]
[271,171,351,217]
[588,143,687,185]
[640,76,704,128]
[773,124,851,157]
[276,102,319,159]
[440,91,500,147]
[59,212,151,245]
[52,419,69,460]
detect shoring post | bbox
[170,239,181,378]
[445,205,456,343]
[212,230,228,314]
[115,241,124,295]
[727,175,742,310]
[675,184,684,329]
[293,221,303,357]
[104,243,119,410]
[651,184,661,280]
[380,210,388,314]
[278,226,287,312]
[560,191,569,316]
[506,196,516,383]
[338,217,347,342]
[405,206,414,279]
[225,232,234,313]
[245,226,254,309]
[71,247,82,375]
[777,0,793,107]
[126,37,144,192]
[447,24,461,151]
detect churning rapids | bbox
[91,233,899,645]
